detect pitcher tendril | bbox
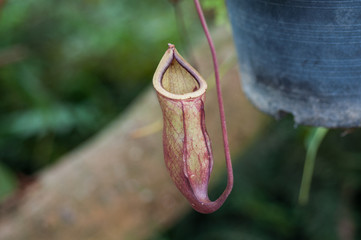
[193,0,233,199]
[152,1,233,214]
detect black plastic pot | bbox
[227,0,361,128]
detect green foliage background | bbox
[0,0,202,198]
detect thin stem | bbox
[298,127,328,205]
[194,0,233,193]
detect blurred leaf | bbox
[203,0,228,25]
[0,103,99,138]
[0,162,17,201]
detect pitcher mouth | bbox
[153,44,207,100]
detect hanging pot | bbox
[226,0,361,128]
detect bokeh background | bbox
[0,0,361,239]
[0,0,184,178]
